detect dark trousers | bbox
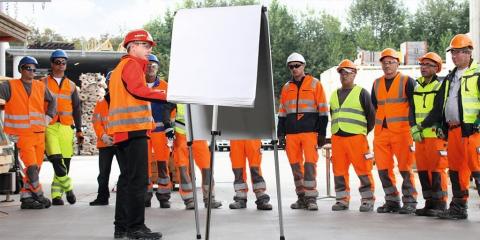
[96,146,117,201]
[114,137,149,231]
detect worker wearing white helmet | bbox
[276,52,328,211]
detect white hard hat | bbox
[286,52,306,65]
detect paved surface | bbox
[0,150,479,240]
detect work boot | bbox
[204,198,222,209]
[185,200,195,210]
[127,225,162,240]
[90,198,109,206]
[331,202,349,211]
[376,201,400,213]
[415,199,434,216]
[145,192,153,208]
[305,198,318,211]
[66,190,76,204]
[20,198,45,209]
[35,195,51,209]
[52,197,64,206]
[159,201,171,209]
[398,204,417,214]
[427,200,447,217]
[229,199,247,209]
[437,201,468,220]
[290,195,307,209]
[256,199,272,211]
[359,201,374,212]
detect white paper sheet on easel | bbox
[167,5,262,107]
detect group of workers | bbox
[1,28,479,240]
[277,33,480,222]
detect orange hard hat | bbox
[336,59,357,73]
[379,48,400,62]
[447,34,473,51]
[418,52,442,73]
[123,29,156,48]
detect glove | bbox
[8,134,19,143]
[410,125,424,142]
[165,127,175,141]
[474,118,480,132]
[76,131,85,144]
[317,134,326,148]
[45,115,52,126]
[101,134,114,146]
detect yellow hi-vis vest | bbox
[459,61,480,123]
[174,104,186,135]
[330,85,367,135]
[413,76,442,138]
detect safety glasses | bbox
[53,60,67,65]
[21,66,37,72]
[419,63,437,68]
[134,41,153,50]
[288,64,303,70]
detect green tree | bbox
[410,0,469,56]
[348,0,410,50]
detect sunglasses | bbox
[288,64,303,70]
[21,66,37,72]
[419,63,437,68]
[53,60,67,65]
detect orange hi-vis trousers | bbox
[147,131,172,201]
[285,132,319,199]
[229,140,269,202]
[173,133,214,203]
[17,133,46,200]
[374,128,417,205]
[331,134,375,205]
[415,138,448,203]
[447,128,480,202]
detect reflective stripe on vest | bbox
[43,76,74,125]
[413,77,442,138]
[373,73,410,133]
[107,58,154,134]
[330,85,367,135]
[460,62,480,124]
[3,79,46,134]
[279,75,328,116]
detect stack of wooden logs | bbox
[78,73,107,155]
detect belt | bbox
[448,123,461,130]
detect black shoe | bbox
[377,201,400,213]
[437,202,468,220]
[415,200,434,216]
[20,198,45,209]
[127,226,162,240]
[398,204,416,214]
[229,200,247,209]
[35,195,51,209]
[290,195,307,209]
[52,197,64,206]
[66,190,76,204]
[159,201,171,209]
[90,199,109,206]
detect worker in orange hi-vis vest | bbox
[144,54,175,209]
[277,52,328,211]
[107,29,164,240]
[371,48,418,214]
[0,56,56,209]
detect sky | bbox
[0,0,420,39]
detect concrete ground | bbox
[0,150,479,240]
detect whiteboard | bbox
[167,5,263,107]
[167,6,276,140]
